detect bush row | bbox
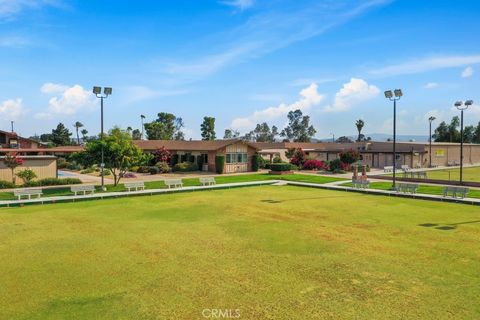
[0,178,82,189]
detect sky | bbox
[0,0,479,140]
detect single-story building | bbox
[134,139,259,173]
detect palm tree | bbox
[73,121,84,145]
[355,119,365,142]
[80,129,88,142]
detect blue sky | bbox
[0,0,479,139]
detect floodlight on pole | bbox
[455,99,473,185]
[384,88,403,190]
[428,116,436,168]
[93,85,113,191]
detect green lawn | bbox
[0,173,344,200]
[424,166,480,183]
[1,186,479,319]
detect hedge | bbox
[23,178,82,187]
[0,180,15,189]
[215,155,225,174]
[252,154,261,172]
[269,163,292,172]
[173,161,198,172]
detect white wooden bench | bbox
[443,186,469,199]
[384,166,394,173]
[165,179,183,189]
[199,177,216,186]
[14,188,43,200]
[124,181,145,192]
[352,179,370,189]
[70,185,95,196]
[395,183,418,194]
[401,165,411,172]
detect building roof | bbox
[0,130,40,145]
[133,139,259,151]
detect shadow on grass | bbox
[418,220,480,231]
[260,194,365,204]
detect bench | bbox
[401,165,411,172]
[199,177,216,186]
[124,181,145,192]
[165,179,183,189]
[352,179,370,189]
[395,183,418,194]
[402,171,427,179]
[443,186,469,199]
[384,166,394,173]
[70,185,95,196]
[13,188,43,200]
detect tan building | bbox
[0,156,57,184]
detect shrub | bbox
[252,154,261,172]
[329,159,342,172]
[257,156,267,169]
[66,162,82,170]
[100,169,111,176]
[24,178,82,187]
[215,155,225,174]
[0,180,15,189]
[339,162,351,171]
[130,166,140,172]
[173,161,198,172]
[16,168,37,184]
[137,166,150,173]
[272,155,282,163]
[289,164,299,171]
[269,163,292,172]
[153,147,171,164]
[289,148,307,167]
[80,167,95,174]
[303,159,329,171]
[149,166,160,175]
[155,161,171,173]
[339,149,360,165]
[57,158,68,169]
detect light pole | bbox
[330,133,335,143]
[384,89,403,190]
[454,99,473,185]
[428,116,436,167]
[93,86,112,191]
[141,114,146,140]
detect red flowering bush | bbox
[153,147,171,163]
[339,149,360,164]
[303,159,329,171]
[289,148,307,167]
[339,162,351,171]
[3,153,24,184]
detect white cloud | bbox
[0,0,62,19]
[423,82,439,89]
[0,98,26,120]
[461,66,473,78]
[370,55,480,77]
[36,83,96,118]
[323,78,379,112]
[231,83,324,130]
[221,0,254,10]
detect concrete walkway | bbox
[2,179,480,208]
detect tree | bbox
[473,122,480,143]
[3,153,24,184]
[355,119,365,142]
[200,116,216,140]
[336,136,353,143]
[224,129,240,139]
[51,123,72,146]
[247,122,279,142]
[448,116,460,142]
[280,109,316,142]
[75,128,150,186]
[463,125,475,143]
[132,129,142,140]
[73,121,84,145]
[433,121,449,142]
[144,112,185,140]
[80,129,88,141]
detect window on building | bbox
[226,153,247,164]
[0,133,6,144]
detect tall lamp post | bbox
[330,133,335,143]
[141,114,146,140]
[93,86,112,191]
[454,99,473,185]
[428,116,436,167]
[384,89,403,190]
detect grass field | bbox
[1,186,479,319]
[0,173,344,201]
[425,166,480,182]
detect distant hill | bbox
[319,133,429,143]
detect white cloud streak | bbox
[0,98,26,120]
[220,0,254,11]
[36,83,96,118]
[323,78,379,112]
[370,55,480,77]
[461,66,473,78]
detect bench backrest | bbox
[14,188,42,195]
[124,182,145,187]
[199,177,215,182]
[384,166,393,171]
[165,179,182,185]
[71,185,95,191]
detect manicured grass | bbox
[347,181,480,199]
[1,186,479,319]
[0,173,345,200]
[424,166,480,183]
